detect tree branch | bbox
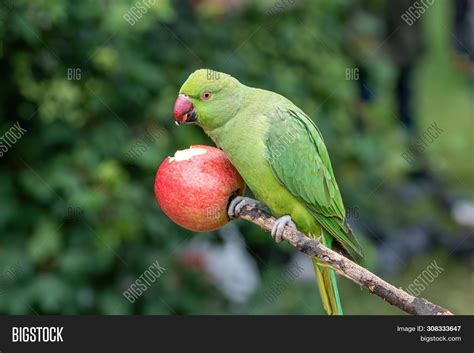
[233,200,453,315]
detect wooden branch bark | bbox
[234,200,453,315]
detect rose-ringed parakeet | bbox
[173,69,363,315]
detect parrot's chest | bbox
[207,119,269,182]
[205,117,298,217]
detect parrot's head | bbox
[174,69,243,130]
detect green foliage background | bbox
[0,0,472,314]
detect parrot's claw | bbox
[227,196,264,220]
[271,215,296,243]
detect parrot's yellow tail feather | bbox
[313,258,343,315]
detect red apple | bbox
[154,145,245,232]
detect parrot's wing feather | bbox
[264,108,363,257]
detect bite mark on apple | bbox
[169,147,207,163]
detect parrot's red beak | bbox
[174,94,197,126]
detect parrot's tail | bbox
[312,258,343,315]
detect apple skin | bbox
[154,145,245,232]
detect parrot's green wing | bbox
[264,108,363,257]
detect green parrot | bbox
[173,69,363,315]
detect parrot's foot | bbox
[227,196,264,220]
[271,215,296,243]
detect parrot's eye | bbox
[200,91,213,101]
